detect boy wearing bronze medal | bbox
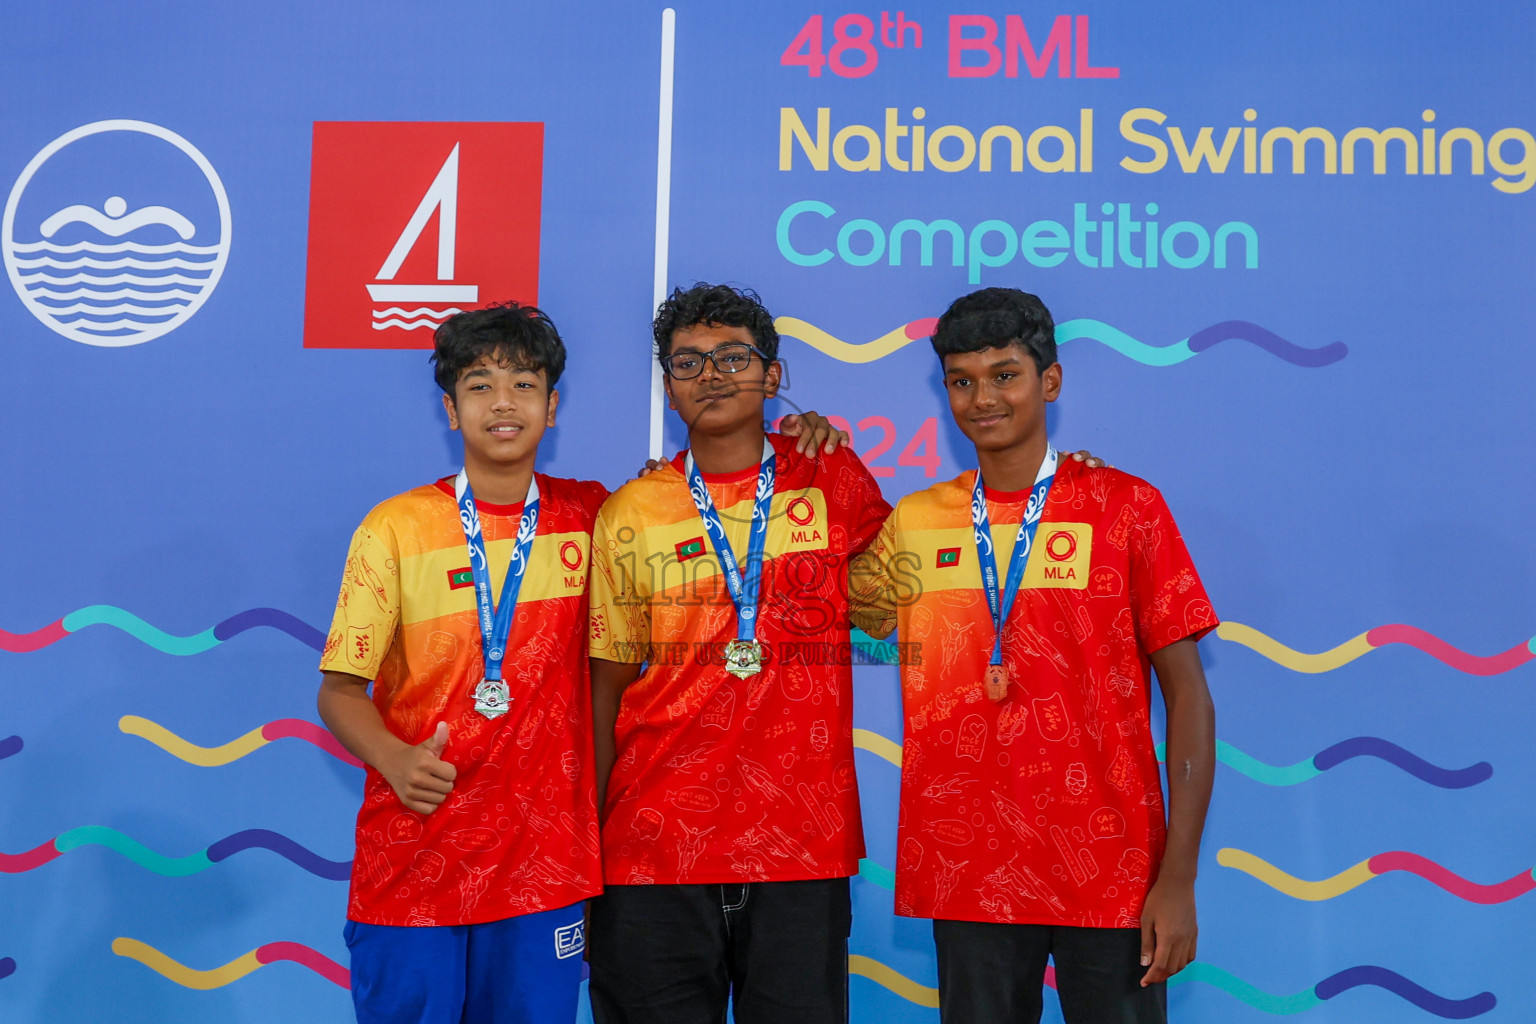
[850,287,1218,1023]
[316,304,607,1024]
[586,284,892,1023]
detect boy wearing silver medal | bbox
[317,304,607,1024]
[850,288,1219,1023]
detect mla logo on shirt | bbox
[1044,530,1078,562]
[3,120,232,347]
[786,496,816,526]
[559,540,584,571]
[302,121,543,349]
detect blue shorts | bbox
[345,902,586,1024]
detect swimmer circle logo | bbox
[3,120,232,347]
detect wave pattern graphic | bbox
[1155,738,1491,788]
[775,317,1346,367]
[0,826,350,880]
[1217,621,1536,675]
[1,606,324,654]
[119,716,361,767]
[852,956,1493,1017]
[17,239,217,339]
[112,938,348,989]
[1219,848,1536,904]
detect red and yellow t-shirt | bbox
[851,457,1217,928]
[589,434,891,885]
[320,474,609,926]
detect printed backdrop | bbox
[2,3,1533,1022]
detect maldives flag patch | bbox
[447,567,474,589]
[936,547,961,568]
[676,537,706,562]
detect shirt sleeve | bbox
[828,445,893,555]
[1125,485,1219,654]
[319,514,401,679]
[848,509,900,640]
[588,494,651,664]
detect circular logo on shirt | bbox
[1045,530,1078,561]
[559,540,583,570]
[786,496,815,525]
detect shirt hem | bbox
[347,884,601,928]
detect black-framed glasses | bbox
[661,343,767,380]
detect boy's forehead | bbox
[943,342,1029,371]
[460,351,543,376]
[671,322,754,350]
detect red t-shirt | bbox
[320,474,608,925]
[589,435,891,885]
[851,457,1217,927]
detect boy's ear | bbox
[1042,362,1063,403]
[545,388,560,427]
[442,391,460,430]
[763,360,783,400]
[662,373,677,411]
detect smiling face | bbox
[942,342,1062,455]
[443,353,558,471]
[662,323,781,439]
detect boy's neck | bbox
[689,423,768,475]
[976,432,1050,493]
[463,456,535,506]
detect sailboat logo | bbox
[2,120,231,347]
[303,121,543,350]
[366,144,475,335]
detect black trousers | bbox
[588,878,851,1024]
[933,920,1167,1024]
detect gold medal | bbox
[985,663,1010,702]
[724,639,764,680]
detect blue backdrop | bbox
[2,3,1532,1022]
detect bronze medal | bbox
[985,663,1010,702]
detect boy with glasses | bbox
[586,283,892,1024]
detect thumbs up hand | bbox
[382,721,458,814]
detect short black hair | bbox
[931,287,1056,374]
[653,283,779,363]
[431,301,566,395]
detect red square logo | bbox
[303,121,543,349]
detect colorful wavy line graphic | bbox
[775,317,1346,367]
[852,727,902,767]
[1217,621,1536,675]
[1156,738,1491,788]
[0,957,14,982]
[852,955,1492,1017]
[0,736,21,762]
[1,827,349,880]
[112,938,348,989]
[0,606,324,655]
[1220,848,1536,905]
[119,716,361,768]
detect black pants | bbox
[588,878,852,1024]
[933,920,1167,1024]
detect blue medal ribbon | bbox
[684,439,775,649]
[971,445,1058,665]
[454,470,540,687]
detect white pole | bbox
[650,8,677,460]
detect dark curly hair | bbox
[652,283,779,363]
[931,287,1056,374]
[431,301,566,395]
